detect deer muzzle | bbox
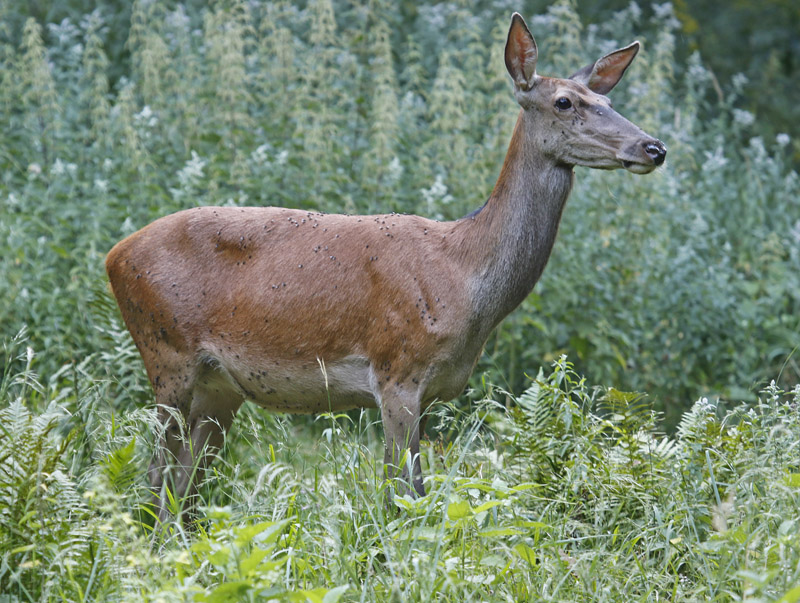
[620,138,667,173]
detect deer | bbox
[105,12,666,523]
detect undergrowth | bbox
[2,331,799,601]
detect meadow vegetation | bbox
[0,0,798,600]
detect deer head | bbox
[504,13,666,174]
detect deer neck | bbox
[454,110,575,334]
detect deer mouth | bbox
[621,159,657,174]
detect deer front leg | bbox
[380,387,425,498]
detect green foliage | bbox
[0,336,96,601]
[3,338,800,600]
[148,510,342,602]
[672,0,800,155]
[497,360,800,600]
[0,1,798,599]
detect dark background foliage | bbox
[6,0,799,150]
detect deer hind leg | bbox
[150,365,243,525]
[380,384,425,498]
[147,355,195,496]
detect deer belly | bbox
[223,354,379,414]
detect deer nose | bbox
[644,140,667,166]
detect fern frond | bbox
[676,396,719,443]
[100,438,139,494]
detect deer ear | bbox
[570,41,639,94]
[505,13,538,90]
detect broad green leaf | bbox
[518,521,551,530]
[509,484,538,493]
[49,244,70,259]
[474,500,505,514]
[293,587,328,603]
[204,580,251,603]
[480,554,509,567]
[208,546,232,566]
[778,585,800,603]
[784,473,800,488]
[322,585,350,603]
[239,547,270,576]
[514,543,538,566]
[454,479,495,493]
[447,500,472,520]
[10,544,35,554]
[479,527,523,538]
[396,527,440,541]
[393,496,414,511]
[237,519,289,546]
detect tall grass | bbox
[2,330,799,600]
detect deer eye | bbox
[555,97,572,111]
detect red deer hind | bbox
[106,13,666,522]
